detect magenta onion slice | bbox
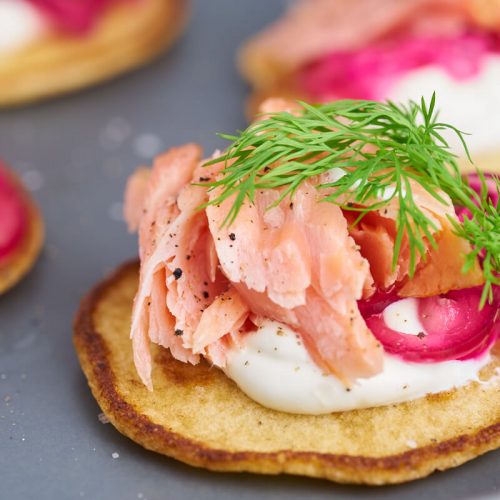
[362,286,498,362]
[0,164,28,261]
[26,0,114,33]
[456,172,499,221]
[300,33,496,101]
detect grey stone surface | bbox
[0,1,498,498]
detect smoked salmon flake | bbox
[125,143,382,388]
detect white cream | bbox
[388,55,500,156]
[0,0,47,54]
[383,297,426,336]
[224,319,490,415]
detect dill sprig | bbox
[449,180,500,306]
[204,94,499,306]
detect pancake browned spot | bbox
[0,0,188,107]
[74,261,500,485]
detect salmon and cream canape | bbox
[240,0,500,170]
[75,96,499,485]
[0,0,188,106]
[0,161,43,294]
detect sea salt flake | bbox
[22,169,44,191]
[111,452,120,459]
[133,133,163,159]
[406,439,418,449]
[98,412,110,424]
[100,117,132,150]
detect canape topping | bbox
[204,95,499,306]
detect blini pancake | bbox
[0,0,188,107]
[74,261,500,485]
[0,170,44,294]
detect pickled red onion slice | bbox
[455,172,499,221]
[357,288,399,317]
[300,33,498,101]
[0,164,28,260]
[25,0,113,33]
[362,286,499,362]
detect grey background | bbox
[0,1,498,499]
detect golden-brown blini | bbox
[74,261,500,485]
[0,0,188,106]
[0,168,44,294]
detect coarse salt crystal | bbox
[98,412,110,424]
[133,133,163,159]
[100,117,132,150]
[22,169,44,191]
[111,452,119,459]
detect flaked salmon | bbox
[125,142,386,388]
[126,145,228,388]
